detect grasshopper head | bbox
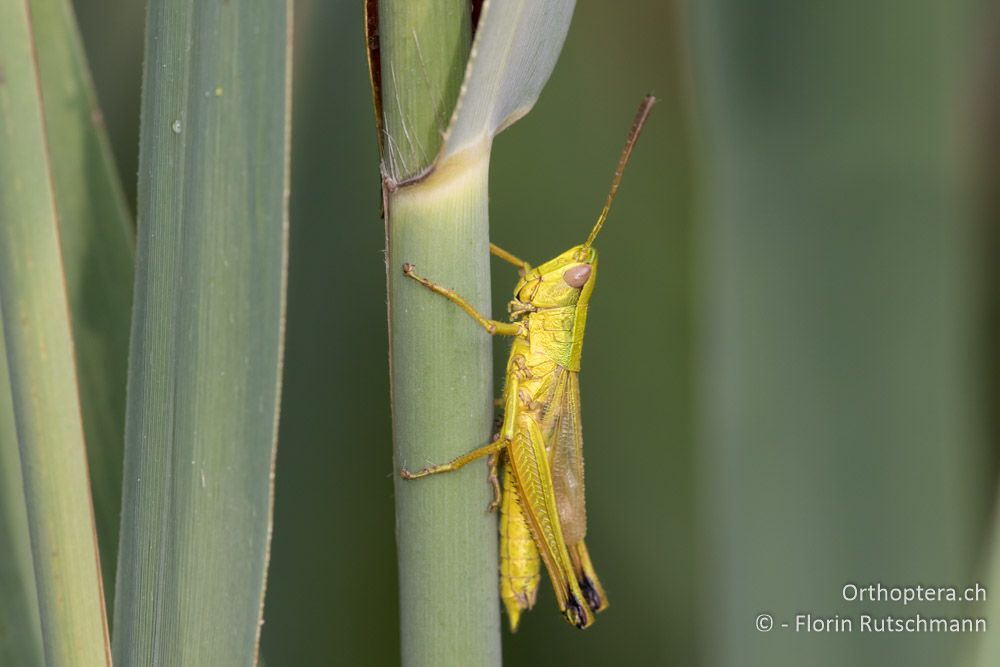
[513,245,598,308]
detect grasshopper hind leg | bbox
[580,577,603,613]
[559,544,606,629]
[570,542,608,613]
[564,590,590,629]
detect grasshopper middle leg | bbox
[400,437,508,480]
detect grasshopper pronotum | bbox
[400,96,656,630]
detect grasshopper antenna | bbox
[583,94,657,248]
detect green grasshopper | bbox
[400,96,656,630]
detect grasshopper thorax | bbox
[512,245,598,310]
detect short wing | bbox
[541,369,587,546]
[540,369,607,614]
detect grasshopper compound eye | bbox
[563,265,592,288]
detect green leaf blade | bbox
[379,0,471,181]
[0,1,111,663]
[441,0,576,160]
[112,0,291,664]
[28,0,135,612]
[0,329,43,667]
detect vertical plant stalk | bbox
[112,0,290,663]
[0,1,111,663]
[377,1,503,665]
[387,153,500,666]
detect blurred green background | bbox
[71,0,998,665]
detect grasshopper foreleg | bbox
[401,263,522,336]
[400,437,508,480]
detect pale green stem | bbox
[378,1,503,665]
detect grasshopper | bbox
[399,96,656,630]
